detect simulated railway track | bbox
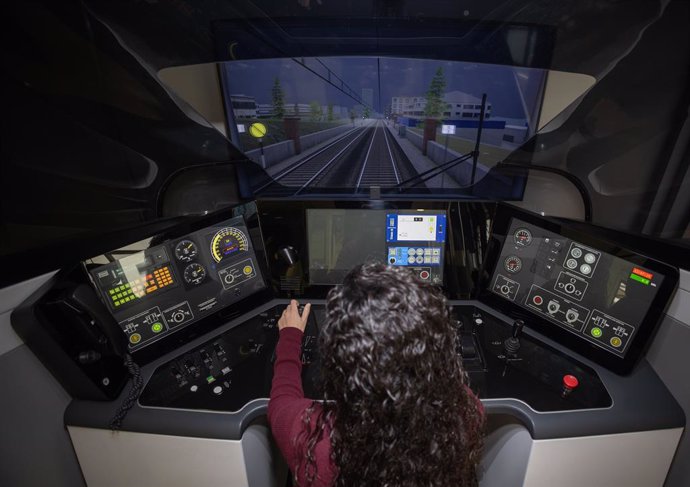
[259,120,420,195]
[356,120,402,189]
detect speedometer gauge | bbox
[514,228,532,246]
[210,227,249,263]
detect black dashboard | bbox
[12,200,683,442]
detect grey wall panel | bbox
[647,310,690,487]
[0,271,56,355]
[0,345,85,487]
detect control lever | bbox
[504,319,524,354]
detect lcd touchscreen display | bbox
[488,217,665,357]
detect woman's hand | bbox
[278,300,311,332]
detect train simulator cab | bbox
[2,1,690,487]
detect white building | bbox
[255,103,348,120]
[391,91,492,119]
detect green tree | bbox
[327,104,334,122]
[363,106,371,118]
[271,77,285,119]
[309,101,323,121]
[424,67,447,119]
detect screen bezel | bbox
[477,204,679,375]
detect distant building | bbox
[256,103,274,118]
[230,94,257,118]
[391,91,492,120]
[255,102,347,120]
[443,91,492,119]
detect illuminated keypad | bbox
[108,267,173,307]
[153,267,173,289]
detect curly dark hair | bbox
[294,262,484,487]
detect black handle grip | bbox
[512,319,525,339]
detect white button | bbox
[213,386,223,395]
[474,318,483,325]
[190,385,198,392]
[580,264,592,275]
[584,253,596,264]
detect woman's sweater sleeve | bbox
[268,327,313,468]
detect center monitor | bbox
[306,209,447,285]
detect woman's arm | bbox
[268,301,313,467]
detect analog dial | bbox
[183,263,206,285]
[210,227,249,263]
[174,240,198,262]
[504,255,523,273]
[514,228,533,246]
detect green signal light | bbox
[629,274,650,285]
[151,322,164,333]
[591,327,603,338]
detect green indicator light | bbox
[206,376,216,384]
[151,322,164,333]
[109,289,115,295]
[629,274,650,285]
[591,327,603,338]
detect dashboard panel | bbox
[479,204,679,374]
[88,216,266,351]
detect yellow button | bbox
[129,333,142,344]
[610,337,622,348]
[243,265,253,275]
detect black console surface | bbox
[139,302,610,413]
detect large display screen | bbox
[87,216,266,351]
[488,217,665,358]
[307,209,446,285]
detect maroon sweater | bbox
[268,328,335,486]
[268,327,485,487]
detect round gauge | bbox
[183,263,206,285]
[210,227,249,263]
[174,240,198,262]
[504,255,523,273]
[513,228,533,246]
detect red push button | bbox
[563,374,579,389]
[420,270,430,280]
[533,295,543,305]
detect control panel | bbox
[481,205,678,374]
[139,303,611,413]
[306,209,446,285]
[385,212,446,284]
[88,216,266,351]
[139,305,320,411]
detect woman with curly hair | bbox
[268,262,485,487]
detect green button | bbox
[591,327,603,338]
[206,376,216,384]
[151,322,164,333]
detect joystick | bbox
[504,319,524,354]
